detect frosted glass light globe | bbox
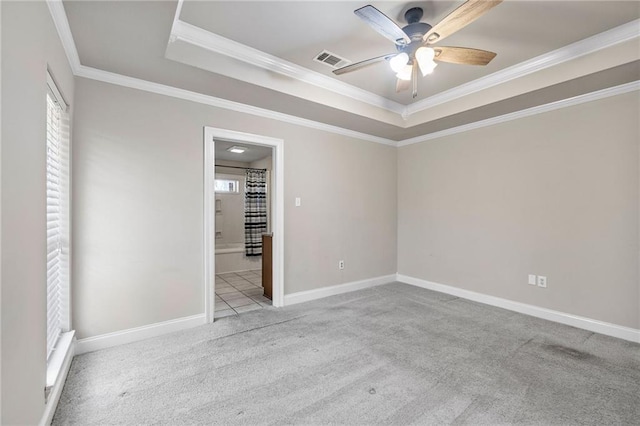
[389,52,409,73]
[416,47,438,76]
[396,64,413,81]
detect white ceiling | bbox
[62,1,640,141]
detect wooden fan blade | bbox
[396,78,410,93]
[333,53,396,76]
[355,5,411,45]
[434,46,497,66]
[423,0,502,44]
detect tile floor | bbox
[214,270,271,319]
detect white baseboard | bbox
[75,314,206,355]
[40,334,76,426]
[397,274,640,343]
[284,274,396,306]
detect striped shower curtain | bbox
[244,169,267,256]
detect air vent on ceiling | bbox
[314,50,350,69]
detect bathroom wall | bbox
[215,156,273,245]
[215,161,248,245]
[250,155,272,170]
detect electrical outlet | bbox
[295,197,301,207]
[338,260,345,270]
[537,276,547,288]
[528,274,537,285]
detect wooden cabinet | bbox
[262,234,273,300]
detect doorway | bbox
[203,127,284,323]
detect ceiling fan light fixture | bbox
[396,64,413,81]
[335,1,502,96]
[416,47,438,76]
[389,52,409,73]
[418,60,438,76]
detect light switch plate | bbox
[295,197,301,207]
[528,274,537,285]
[537,276,547,288]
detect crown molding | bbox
[46,0,81,74]
[47,0,639,149]
[405,19,640,116]
[76,63,638,150]
[75,65,397,146]
[171,17,639,121]
[48,0,639,126]
[398,80,640,147]
[170,20,406,116]
[46,0,397,146]
[171,0,184,33]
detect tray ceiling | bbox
[62,1,640,141]
[178,1,639,103]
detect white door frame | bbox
[203,127,285,323]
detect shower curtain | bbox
[244,169,267,256]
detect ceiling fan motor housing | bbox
[402,22,432,41]
[396,7,432,54]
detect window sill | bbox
[46,330,75,389]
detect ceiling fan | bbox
[333,1,502,98]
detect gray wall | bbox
[214,171,246,245]
[72,78,398,339]
[214,161,251,244]
[398,92,640,329]
[1,1,75,423]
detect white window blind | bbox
[46,91,62,359]
[46,73,69,361]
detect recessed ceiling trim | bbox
[46,1,639,148]
[405,19,640,116]
[45,0,398,146]
[46,0,81,73]
[74,63,638,152]
[171,0,184,31]
[170,20,405,116]
[75,65,397,146]
[171,16,639,123]
[398,80,640,147]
